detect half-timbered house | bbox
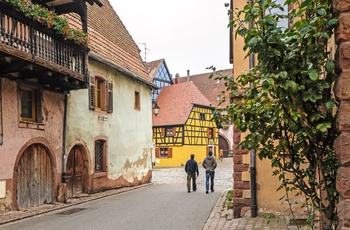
[177,69,234,158]
[0,0,101,212]
[152,81,218,167]
[144,58,173,102]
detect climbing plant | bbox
[212,0,339,228]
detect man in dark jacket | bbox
[202,151,217,194]
[185,154,199,193]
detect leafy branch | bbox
[213,0,339,228]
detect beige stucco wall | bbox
[255,158,305,215]
[67,58,153,187]
[232,1,305,216]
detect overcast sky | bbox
[111,0,232,77]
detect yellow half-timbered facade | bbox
[152,81,218,167]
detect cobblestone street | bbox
[151,157,233,188]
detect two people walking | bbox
[185,151,217,193]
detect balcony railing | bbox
[0,2,89,91]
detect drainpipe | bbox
[62,93,69,183]
[248,0,257,218]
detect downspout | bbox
[62,93,69,183]
[248,0,257,218]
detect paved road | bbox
[0,158,234,230]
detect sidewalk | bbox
[0,184,151,226]
[203,189,306,230]
[0,184,302,229]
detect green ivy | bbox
[212,0,339,228]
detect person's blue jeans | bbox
[205,170,215,191]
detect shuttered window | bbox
[89,74,113,113]
[157,147,173,158]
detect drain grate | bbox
[56,208,86,215]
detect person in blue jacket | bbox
[185,154,199,193]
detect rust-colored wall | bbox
[0,78,64,212]
[334,0,350,228]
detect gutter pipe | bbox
[248,0,258,218]
[62,93,69,183]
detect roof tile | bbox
[153,81,212,126]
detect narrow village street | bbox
[0,157,305,229]
[0,158,231,230]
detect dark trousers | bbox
[205,171,215,191]
[187,173,197,191]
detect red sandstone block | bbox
[334,133,350,166]
[335,70,350,100]
[235,164,249,172]
[234,172,242,181]
[336,14,350,44]
[234,198,251,206]
[334,0,350,13]
[234,181,251,190]
[337,42,350,70]
[337,199,350,228]
[336,167,350,199]
[336,102,350,131]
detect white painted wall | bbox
[67,59,153,185]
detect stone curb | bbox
[0,183,152,226]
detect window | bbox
[207,128,214,139]
[95,140,106,172]
[95,78,104,110]
[89,74,113,113]
[155,147,173,158]
[199,113,206,121]
[19,86,41,122]
[165,127,175,137]
[134,91,140,110]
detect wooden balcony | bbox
[0,1,89,92]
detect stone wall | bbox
[334,0,350,229]
[232,126,251,218]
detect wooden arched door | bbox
[66,146,84,197]
[219,135,229,157]
[16,144,53,209]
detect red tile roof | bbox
[69,0,152,84]
[153,81,213,126]
[144,59,164,78]
[177,69,233,108]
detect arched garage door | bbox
[16,144,53,209]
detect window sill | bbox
[19,121,45,130]
[93,171,107,178]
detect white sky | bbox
[110,0,232,77]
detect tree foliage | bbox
[212,0,339,228]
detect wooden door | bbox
[66,146,84,197]
[219,136,229,157]
[16,144,53,209]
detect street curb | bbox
[202,187,232,230]
[0,183,153,226]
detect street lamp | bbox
[153,102,160,116]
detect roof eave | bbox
[89,53,158,89]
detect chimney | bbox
[174,73,180,84]
[187,70,190,81]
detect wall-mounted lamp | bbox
[153,102,160,116]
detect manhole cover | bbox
[56,208,86,215]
